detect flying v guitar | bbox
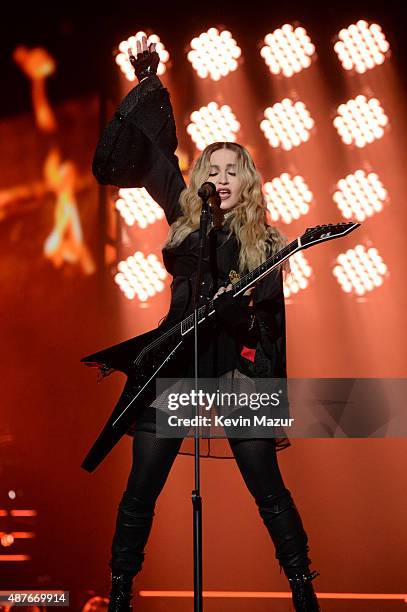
[80,222,359,472]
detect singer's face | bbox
[208,149,241,210]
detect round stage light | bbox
[261,24,316,77]
[333,169,387,221]
[333,95,389,147]
[115,188,165,228]
[114,252,168,301]
[333,245,388,295]
[334,20,390,74]
[1,533,14,546]
[187,27,241,80]
[260,99,314,150]
[264,173,313,224]
[187,102,240,150]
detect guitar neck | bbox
[232,238,300,297]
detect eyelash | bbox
[209,172,236,176]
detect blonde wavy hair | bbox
[164,142,288,274]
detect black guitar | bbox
[81,222,359,472]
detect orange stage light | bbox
[260,99,315,150]
[0,555,31,561]
[333,95,389,147]
[333,245,388,296]
[261,24,316,77]
[264,173,313,224]
[0,532,35,539]
[115,252,168,302]
[115,188,165,228]
[187,28,241,81]
[138,589,407,601]
[334,169,388,221]
[334,20,390,74]
[0,533,14,547]
[187,102,240,150]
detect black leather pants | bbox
[110,408,312,578]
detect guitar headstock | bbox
[300,222,360,249]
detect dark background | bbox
[1,1,407,118]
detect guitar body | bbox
[81,324,170,376]
[81,321,190,472]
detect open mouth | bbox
[217,188,231,200]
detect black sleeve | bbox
[92,75,186,226]
[253,268,287,376]
[213,292,260,348]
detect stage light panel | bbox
[283,252,312,298]
[187,27,241,80]
[260,24,316,77]
[260,99,314,150]
[187,102,240,150]
[333,170,387,221]
[116,32,170,82]
[333,95,388,147]
[333,245,387,295]
[1,533,14,547]
[334,20,390,74]
[115,252,168,301]
[115,188,165,228]
[263,173,313,224]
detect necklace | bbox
[223,210,235,220]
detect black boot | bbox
[108,573,134,611]
[256,488,321,611]
[110,491,155,574]
[108,492,156,611]
[288,569,320,611]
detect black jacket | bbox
[85,75,290,452]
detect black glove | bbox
[129,47,160,82]
[213,290,252,329]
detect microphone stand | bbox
[191,190,212,612]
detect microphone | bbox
[198,181,224,230]
[198,181,217,200]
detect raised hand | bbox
[128,35,160,82]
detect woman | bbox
[91,36,321,611]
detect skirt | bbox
[127,368,291,458]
